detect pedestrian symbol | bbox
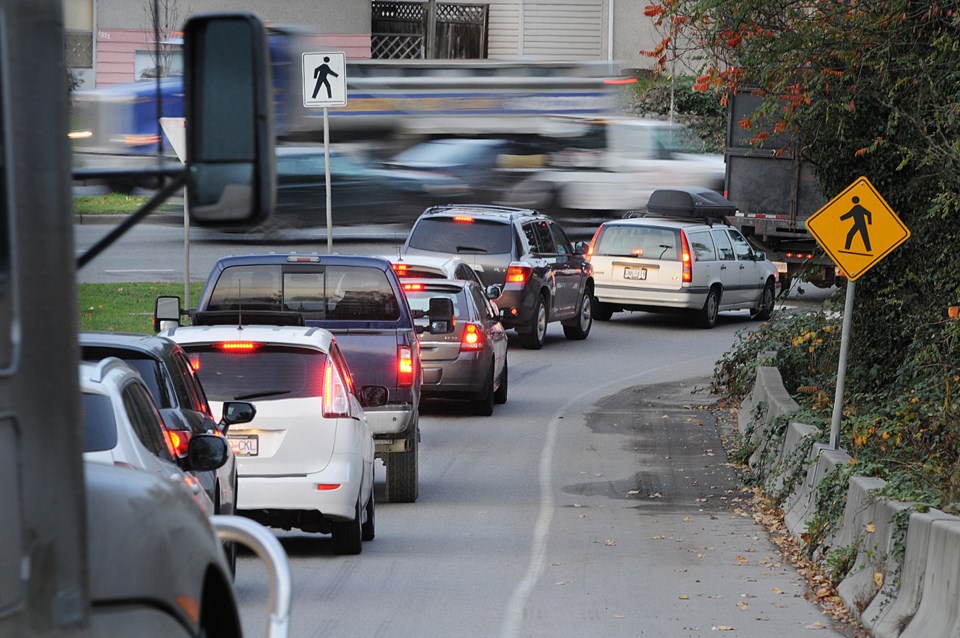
[806,176,909,280]
[302,51,347,108]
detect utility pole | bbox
[425,0,437,58]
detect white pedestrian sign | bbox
[302,52,347,108]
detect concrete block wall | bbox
[740,363,960,637]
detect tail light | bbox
[459,323,485,352]
[322,360,350,418]
[505,262,532,284]
[680,231,692,283]
[402,283,424,292]
[398,346,414,387]
[164,429,192,458]
[392,263,409,276]
[585,227,601,262]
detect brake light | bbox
[164,429,192,458]
[460,323,485,352]
[506,262,532,284]
[322,360,350,418]
[392,263,409,275]
[680,231,692,283]
[403,283,424,291]
[216,341,258,352]
[453,215,474,223]
[398,346,414,387]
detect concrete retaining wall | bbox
[740,362,960,637]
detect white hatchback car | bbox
[588,189,780,328]
[160,322,376,555]
[80,357,229,515]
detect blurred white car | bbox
[80,357,229,515]
[161,322,376,555]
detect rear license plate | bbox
[623,267,647,281]
[229,434,259,457]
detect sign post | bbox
[805,176,910,449]
[159,116,190,305]
[301,51,347,253]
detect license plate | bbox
[229,434,259,457]
[623,267,647,281]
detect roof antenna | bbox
[395,233,404,261]
[237,280,244,330]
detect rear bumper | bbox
[594,282,706,311]
[496,287,536,330]
[421,354,487,397]
[237,453,363,521]
[365,404,417,436]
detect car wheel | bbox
[361,489,375,542]
[472,363,495,416]
[751,280,776,321]
[494,357,508,405]
[695,288,720,329]
[519,294,547,350]
[332,499,363,555]
[386,428,419,503]
[593,298,614,321]
[563,290,593,340]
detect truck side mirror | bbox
[428,297,455,334]
[183,13,275,226]
[220,401,256,433]
[154,295,183,332]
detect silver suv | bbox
[588,189,780,328]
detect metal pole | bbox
[829,279,856,449]
[324,107,333,253]
[183,192,190,306]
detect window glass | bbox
[529,220,556,253]
[467,284,496,320]
[403,288,466,320]
[185,346,327,402]
[174,350,211,415]
[712,229,736,261]
[522,222,540,252]
[728,229,754,260]
[82,393,118,452]
[406,218,513,254]
[122,382,171,460]
[81,348,170,408]
[208,267,282,311]
[595,225,680,260]
[687,231,716,262]
[549,222,573,254]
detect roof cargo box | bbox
[646,188,737,218]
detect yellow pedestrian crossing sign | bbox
[805,176,910,280]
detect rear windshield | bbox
[82,393,118,452]
[81,348,169,408]
[206,265,400,321]
[594,225,681,261]
[403,288,468,320]
[407,218,513,255]
[184,345,327,402]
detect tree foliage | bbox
[663,2,960,507]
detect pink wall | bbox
[95,30,372,87]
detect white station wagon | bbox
[588,188,780,328]
[160,321,376,555]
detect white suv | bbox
[588,189,779,328]
[160,321,376,555]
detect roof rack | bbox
[641,188,737,224]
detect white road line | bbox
[498,357,716,638]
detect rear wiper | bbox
[234,389,292,400]
[456,245,488,253]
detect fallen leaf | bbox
[736,602,749,611]
[735,556,749,565]
[612,614,625,619]
[865,522,876,534]
[873,572,884,589]
[712,625,736,631]
[679,595,689,600]
[771,587,783,595]
[604,539,616,547]
[683,516,693,523]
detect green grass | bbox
[74,193,151,214]
[79,282,202,333]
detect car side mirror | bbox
[754,251,767,261]
[184,13,275,226]
[220,401,256,433]
[428,297,455,334]
[574,241,589,255]
[186,433,229,472]
[154,295,183,332]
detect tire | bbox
[331,499,363,555]
[593,298,614,321]
[361,489,375,542]
[493,357,508,405]
[751,280,776,321]
[386,428,419,503]
[695,288,720,329]
[472,363,495,416]
[563,290,593,340]
[519,294,547,349]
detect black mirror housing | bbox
[153,295,182,332]
[184,13,275,226]
[220,401,256,432]
[186,433,229,471]
[427,297,455,334]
